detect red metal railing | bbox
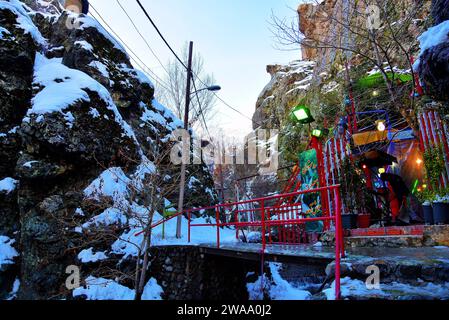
[186,184,344,299]
[135,185,344,299]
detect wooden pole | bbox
[176,41,193,239]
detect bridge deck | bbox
[196,243,449,267]
[198,243,335,264]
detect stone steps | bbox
[345,235,424,248]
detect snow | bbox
[112,213,238,259]
[0,0,47,46]
[78,248,108,263]
[29,54,138,140]
[247,263,311,300]
[23,161,37,168]
[0,26,11,39]
[89,60,109,78]
[151,99,184,130]
[73,276,163,300]
[30,54,108,114]
[84,167,130,205]
[75,14,127,55]
[417,20,449,56]
[140,105,168,127]
[415,20,449,70]
[0,236,19,267]
[324,277,449,300]
[82,208,127,229]
[134,69,154,88]
[74,40,93,52]
[7,278,20,300]
[0,177,18,194]
[88,107,100,118]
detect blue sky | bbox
[90,0,303,138]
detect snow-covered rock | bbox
[0,0,218,300]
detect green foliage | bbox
[416,188,436,204]
[357,72,413,88]
[339,158,371,214]
[424,144,446,187]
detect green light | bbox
[294,108,308,121]
[292,105,315,124]
[312,129,323,138]
[411,179,419,194]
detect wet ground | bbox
[198,242,449,265]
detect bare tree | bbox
[157,42,217,128]
[269,0,431,131]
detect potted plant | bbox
[433,191,449,225]
[341,213,358,230]
[417,189,436,225]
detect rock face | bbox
[432,0,449,26]
[417,0,449,102]
[297,0,336,61]
[0,0,217,300]
[252,61,315,130]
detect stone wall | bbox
[148,246,259,300]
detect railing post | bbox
[335,186,342,300]
[188,210,191,243]
[261,199,266,252]
[216,206,221,249]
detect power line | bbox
[134,0,261,128]
[135,0,188,70]
[89,3,172,92]
[115,0,170,77]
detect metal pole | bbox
[335,186,342,300]
[176,41,194,239]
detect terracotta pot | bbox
[433,203,449,224]
[422,205,434,225]
[357,214,371,229]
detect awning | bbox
[352,130,388,146]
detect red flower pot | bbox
[357,214,371,229]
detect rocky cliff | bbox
[416,0,449,104]
[0,0,217,300]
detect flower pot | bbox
[422,205,434,225]
[433,203,449,224]
[357,214,371,229]
[341,215,357,230]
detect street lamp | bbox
[191,85,221,96]
[292,105,315,124]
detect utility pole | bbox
[176,41,193,239]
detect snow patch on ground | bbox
[0,177,18,194]
[324,277,449,300]
[0,236,19,267]
[247,263,311,300]
[73,276,163,300]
